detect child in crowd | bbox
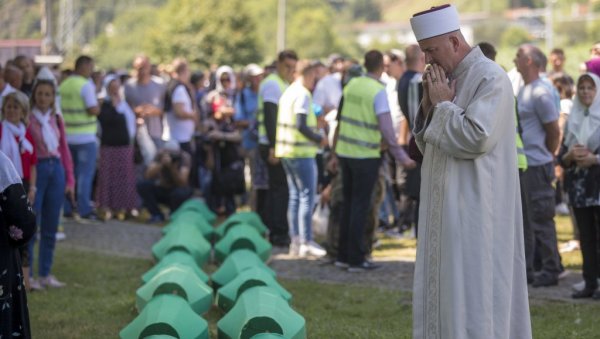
[0,91,37,290]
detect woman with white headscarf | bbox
[96,74,137,220]
[559,72,600,299]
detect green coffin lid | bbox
[216,267,291,312]
[211,249,276,290]
[152,225,211,266]
[217,286,305,339]
[142,251,210,285]
[170,198,216,224]
[250,334,286,339]
[136,265,213,315]
[214,211,268,240]
[214,224,272,263]
[162,211,214,240]
[120,294,209,339]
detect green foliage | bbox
[148,0,262,67]
[286,2,345,58]
[500,26,535,49]
[472,19,508,47]
[91,6,159,69]
[349,0,381,22]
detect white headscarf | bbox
[0,151,22,193]
[565,73,600,152]
[104,74,136,140]
[32,108,59,153]
[0,121,32,177]
[215,65,236,94]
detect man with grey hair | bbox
[515,43,562,288]
[410,5,531,338]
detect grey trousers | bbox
[523,162,561,279]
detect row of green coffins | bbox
[120,199,306,339]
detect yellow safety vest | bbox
[59,75,97,136]
[257,74,288,145]
[335,76,383,158]
[275,82,318,158]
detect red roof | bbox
[0,39,42,48]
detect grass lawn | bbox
[28,215,598,338]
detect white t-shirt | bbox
[66,80,99,145]
[261,79,283,105]
[167,84,195,143]
[374,89,390,116]
[313,73,342,111]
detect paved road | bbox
[59,218,593,304]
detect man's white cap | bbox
[410,4,460,41]
[244,63,264,77]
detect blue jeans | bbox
[64,142,97,217]
[282,158,317,243]
[29,158,66,277]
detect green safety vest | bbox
[59,75,97,135]
[335,76,383,158]
[257,74,288,145]
[274,82,318,158]
[515,111,528,170]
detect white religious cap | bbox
[244,63,264,77]
[410,4,460,41]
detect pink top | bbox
[27,113,75,189]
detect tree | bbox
[91,6,159,69]
[148,0,262,67]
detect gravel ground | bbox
[59,218,596,304]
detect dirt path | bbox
[59,218,595,304]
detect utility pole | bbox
[277,0,286,52]
[545,0,555,51]
[41,0,56,54]
[58,0,76,55]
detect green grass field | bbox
[28,215,599,338]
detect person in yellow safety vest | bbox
[257,50,298,247]
[332,50,415,272]
[59,55,100,219]
[275,60,329,257]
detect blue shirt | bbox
[234,87,259,150]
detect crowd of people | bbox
[2,12,600,335]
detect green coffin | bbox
[142,252,210,285]
[217,286,305,339]
[214,224,272,263]
[162,210,214,239]
[216,267,291,312]
[211,249,276,290]
[120,294,209,339]
[214,211,268,240]
[137,265,213,315]
[152,225,211,266]
[170,198,216,224]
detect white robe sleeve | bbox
[418,74,514,160]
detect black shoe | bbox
[347,260,381,273]
[593,290,600,300]
[532,275,558,288]
[572,287,597,299]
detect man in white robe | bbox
[409,5,532,339]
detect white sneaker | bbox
[29,278,44,291]
[40,275,66,288]
[298,241,327,257]
[555,203,570,216]
[559,240,579,253]
[55,232,66,241]
[572,279,600,291]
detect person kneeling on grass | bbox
[136,140,193,223]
